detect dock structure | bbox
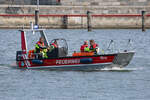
[0,13,150,29]
[0,0,149,29]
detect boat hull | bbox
[16,51,135,70]
[112,51,135,67]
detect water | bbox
[0,29,150,100]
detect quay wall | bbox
[0,5,150,29]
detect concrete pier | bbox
[0,5,150,29]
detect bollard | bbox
[87,11,92,31]
[62,15,68,29]
[142,11,146,32]
[35,9,39,26]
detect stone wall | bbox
[0,5,150,14]
[0,14,150,29]
[0,5,149,29]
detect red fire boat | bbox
[16,29,135,70]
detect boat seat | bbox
[58,47,67,57]
[47,48,59,58]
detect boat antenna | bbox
[37,0,39,10]
[34,0,39,29]
[126,39,132,51]
[30,22,35,34]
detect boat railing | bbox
[104,39,135,54]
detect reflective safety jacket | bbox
[35,41,46,53]
[89,43,98,52]
[51,43,58,48]
[80,44,88,52]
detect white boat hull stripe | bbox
[27,62,112,69]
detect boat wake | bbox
[100,66,144,72]
[0,63,144,72]
[0,62,18,69]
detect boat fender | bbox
[32,60,43,64]
[80,58,93,64]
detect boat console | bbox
[48,38,68,58]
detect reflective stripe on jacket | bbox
[80,44,88,52]
[35,41,45,53]
[51,43,58,48]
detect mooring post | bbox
[62,15,68,29]
[87,11,92,31]
[35,9,39,27]
[81,15,84,29]
[142,11,146,32]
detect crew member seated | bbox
[47,40,59,58]
[89,39,99,54]
[80,41,88,52]
[35,37,47,58]
[51,40,58,48]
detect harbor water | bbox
[0,29,150,100]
